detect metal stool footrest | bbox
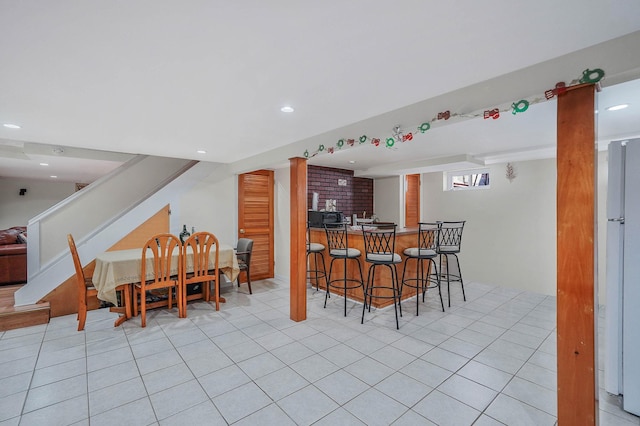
[361,263,403,329]
[307,251,327,291]
[400,222,445,315]
[401,258,444,315]
[327,278,365,291]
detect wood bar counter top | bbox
[309,226,425,309]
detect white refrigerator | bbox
[605,138,640,415]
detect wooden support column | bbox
[557,83,598,425]
[290,157,307,321]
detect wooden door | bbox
[405,174,420,227]
[238,170,274,281]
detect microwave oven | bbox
[308,211,343,228]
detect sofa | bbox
[0,226,27,285]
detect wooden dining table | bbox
[92,243,240,326]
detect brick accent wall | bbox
[307,165,373,219]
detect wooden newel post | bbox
[290,157,307,321]
[556,83,598,425]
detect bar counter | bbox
[309,226,428,309]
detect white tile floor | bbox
[1,279,638,425]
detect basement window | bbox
[445,168,490,191]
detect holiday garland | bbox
[302,68,605,159]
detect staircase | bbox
[0,285,50,331]
[17,155,206,307]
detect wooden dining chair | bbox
[133,233,182,327]
[69,234,132,330]
[182,232,220,314]
[68,234,99,331]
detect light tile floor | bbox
[0,279,637,425]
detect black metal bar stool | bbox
[361,224,403,329]
[400,222,444,315]
[307,223,327,291]
[437,220,466,307]
[324,223,365,317]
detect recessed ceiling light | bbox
[39,163,49,166]
[50,175,57,178]
[3,123,21,129]
[196,150,207,154]
[606,104,629,111]
[348,160,356,164]
[280,106,294,113]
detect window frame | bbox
[444,168,491,191]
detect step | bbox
[0,285,50,331]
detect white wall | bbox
[422,159,557,295]
[274,167,290,280]
[0,178,76,230]
[373,176,401,225]
[421,153,610,298]
[177,164,237,246]
[177,164,291,281]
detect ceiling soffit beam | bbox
[233,31,640,174]
[354,154,485,178]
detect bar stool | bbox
[438,220,466,307]
[400,222,444,315]
[324,223,365,316]
[361,224,403,329]
[307,223,327,291]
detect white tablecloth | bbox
[92,244,239,305]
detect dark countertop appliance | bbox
[308,211,343,228]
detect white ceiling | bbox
[1,1,640,182]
